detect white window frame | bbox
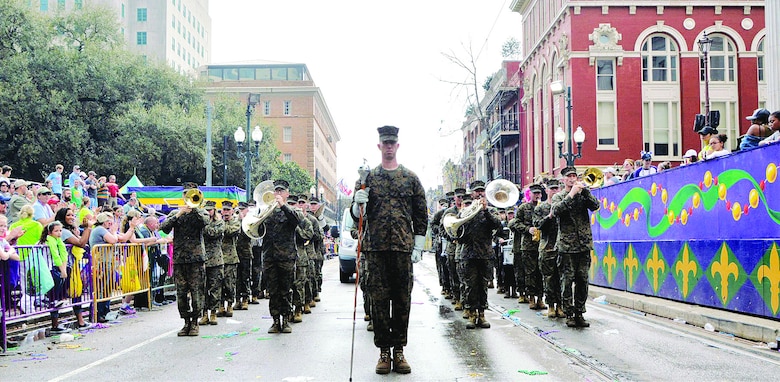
[283,127,292,143]
[596,58,618,150]
[283,101,291,116]
[642,35,678,83]
[283,153,292,163]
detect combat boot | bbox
[367,320,374,331]
[487,280,494,289]
[375,348,391,374]
[249,296,260,305]
[453,300,463,311]
[303,303,312,314]
[233,300,242,311]
[556,305,565,318]
[226,305,234,317]
[209,311,218,325]
[188,321,199,336]
[241,298,249,310]
[496,286,504,294]
[198,311,210,326]
[547,306,556,318]
[364,314,371,322]
[517,295,529,304]
[177,318,191,337]
[281,316,292,333]
[268,317,281,333]
[216,306,226,317]
[258,290,265,299]
[566,316,577,327]
[309,299,317,308]
[574,314,590,328]
[465,311,477,329]
[535,297,547,310]
[293,307,303,323]
[313,294,321,302]
[462,308,470,319]
[393,347,411,374]
[478,310,491,329]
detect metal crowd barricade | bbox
[1,245,92,352]
[90,243,151,322]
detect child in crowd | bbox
[39,221,71,334]
[705,134,731,160]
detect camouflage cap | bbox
[528,183,544,193]
[560,166,578,176]
[461,194,473,202]
[546,178,561,188]
[453,188,466,197]
[445,191,454,198]
[182,182,199,190]
[221,201,234,210]
[469,180,486,192]
[237,201,248,210]
[309,197,320,204]
[286,194,298,203]
[204,200,217,210]
[273,179,289,190]
[438,198,449,205]
[297,194,309,202]
[377,125,399,142]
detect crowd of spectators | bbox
[0,163,171,344]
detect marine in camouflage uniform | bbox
[219,201,241,317]
[459,181,502,329]
[351,125,427,375]
[507,206,527,303]
[533,179,563,318]
[551,166,600,328]
[262,179,305,334]
[199,200,225,325]
[429,197,451,297]
[290,194,313,323]
[442,188,466,310]
[235,202,253,310]
[158,183,210,337]
[511,184,546,310]
[492,209,510,294]
[302,195,325,308]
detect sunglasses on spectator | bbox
[41,192,52,196]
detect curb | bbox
[589,285,780,344]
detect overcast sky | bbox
[209,1,521,191]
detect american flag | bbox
[336,178,353,196]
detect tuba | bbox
[183,188,204,208]
[443,179,521,238]
[582,168,604,188]
[241,180,277,239]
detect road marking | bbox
[47,328,179,382]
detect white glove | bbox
[354,188,370,204]
[411,235,425,263]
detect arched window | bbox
[642,35,678,82]
[702,35,736,82]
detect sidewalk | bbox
[589,285,780,344]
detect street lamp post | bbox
[698,32,713,128]
[234,93,263,203]
[550,81,586,166]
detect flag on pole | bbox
[336,178,353,196]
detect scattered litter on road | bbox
[518,369,548,375]
[77,347,96,352]
[506,309,520,316]
[704,323,715,332]
[215,368,225,372]
[57,344,81,349]
[467,372,483,377]
[12,353,48,362]
[256,337,272,341]
[539,330,559,337]
[603,329,619,335]
[225,318,242,324]
[202,331,251,339]
[261,315,272,319]
[564,348,581,355]
[673,318,686,324]
[593,295,607,304]
[629,310,646,316]
[718,332,735,338]
[223,351,239,361]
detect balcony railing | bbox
[489,120,520,142]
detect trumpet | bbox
[582,168,604,188]
[242,180,277,239]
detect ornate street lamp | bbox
[234,93,263,202]
[550,81,586,166]
[698,31,713,129]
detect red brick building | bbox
[501,1,766,185]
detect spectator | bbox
[112,206,124,234]
[68,165,81,190]
[0,179,10,198]
[123,197,140,214]
[0,194,8,216]
[681,149,699,166]
[631,152,658,178]
[10,204,43,247]
[38,221,72,334]
[657,161,672,172]
[697,126,718,160]
[739,108,772,151]
[32,186,56,226]
[97,176,109,207]
[0,165,12,185]
[759,111,780,146]
[77,196,94,227]
[105,175,124,208]
[46,164,64,199]
[705,134,731,160]
[620,159,634,181]
[54,207,93,330]
[85,171,98,209]
[0,215,21,261]
[7,179,30,225]
[602,167,620,186]
[62,187,73,204]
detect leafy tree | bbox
[272,161,314,197]
[501,37,521,59]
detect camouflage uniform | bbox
[507,217,526,296]
[551,187,599,317]
[353,164,427,350]
[511,201,542,297]
[533,201,560,307]
[293,213,313,310]
[262,204,304,320]
[304,212,322,303]
[493,219,510,290]
[236,228,253,302]
[203,215,225,312]
[250,238,263,298]
[159,208,210,320]
[221,215,241,307]
[429,207,450,293]
[309,211,327,296]
[460,207,502,312]
[441,205,461,303]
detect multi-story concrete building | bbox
[200,61,340,219]
[30,0,211,76]
[495,0,766,185]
